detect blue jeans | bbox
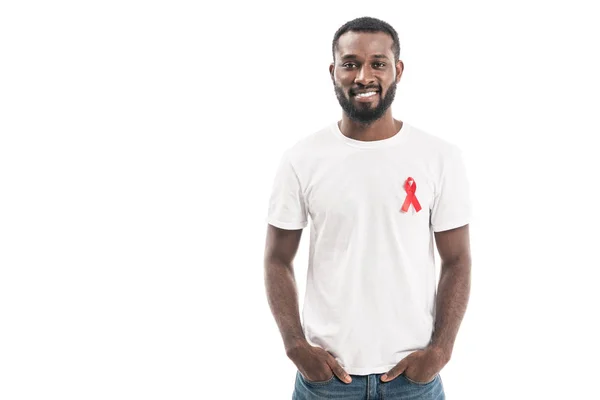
[292,370,445,399]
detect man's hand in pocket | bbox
[287,341,352,384]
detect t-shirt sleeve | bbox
[430,145,472,232]
[265,152,308,230]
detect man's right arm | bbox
[263,223,308,356]
[264,224,353,383]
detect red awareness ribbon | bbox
[401,176,422,212]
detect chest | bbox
[303,152,436,221]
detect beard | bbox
[333,81,397,125]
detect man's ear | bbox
[329,63,335,80]
[395,60,404,84]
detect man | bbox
[264,16,472,400]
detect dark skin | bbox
[381,224,471,383]
[329,31,404,141]
[264,30,472,385]
[263,227,353,383]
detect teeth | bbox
[355,91,377,98]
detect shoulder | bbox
[407,123,462,157]
[405,124,468,185]
[281,123,337,163]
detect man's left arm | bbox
[430,223,472,362]
[380,223,472,382]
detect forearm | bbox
[429,260,471,361]
[264,258,307,355]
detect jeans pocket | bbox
[299,371,335,386]
[402,373,438,386]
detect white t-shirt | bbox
[266,121,472,375]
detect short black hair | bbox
[332,17,400,62]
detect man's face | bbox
[330,31,403,125]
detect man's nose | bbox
[355,66,375,85]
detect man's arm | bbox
[263,224,307,355]
[430,223,472,362]
[264,223,354,383]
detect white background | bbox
[1,1,599,399]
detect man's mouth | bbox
[353,91,378,99]
[351,89,380,102]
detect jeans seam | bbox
[300,371,335,386]
[403,373,438,385]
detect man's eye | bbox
[374,62,386,68]
[343,63,356,68]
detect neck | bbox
[339,111,402,142]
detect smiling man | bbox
[332,33,399,128]
[264,17,472,400]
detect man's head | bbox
[329,17,403,125]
